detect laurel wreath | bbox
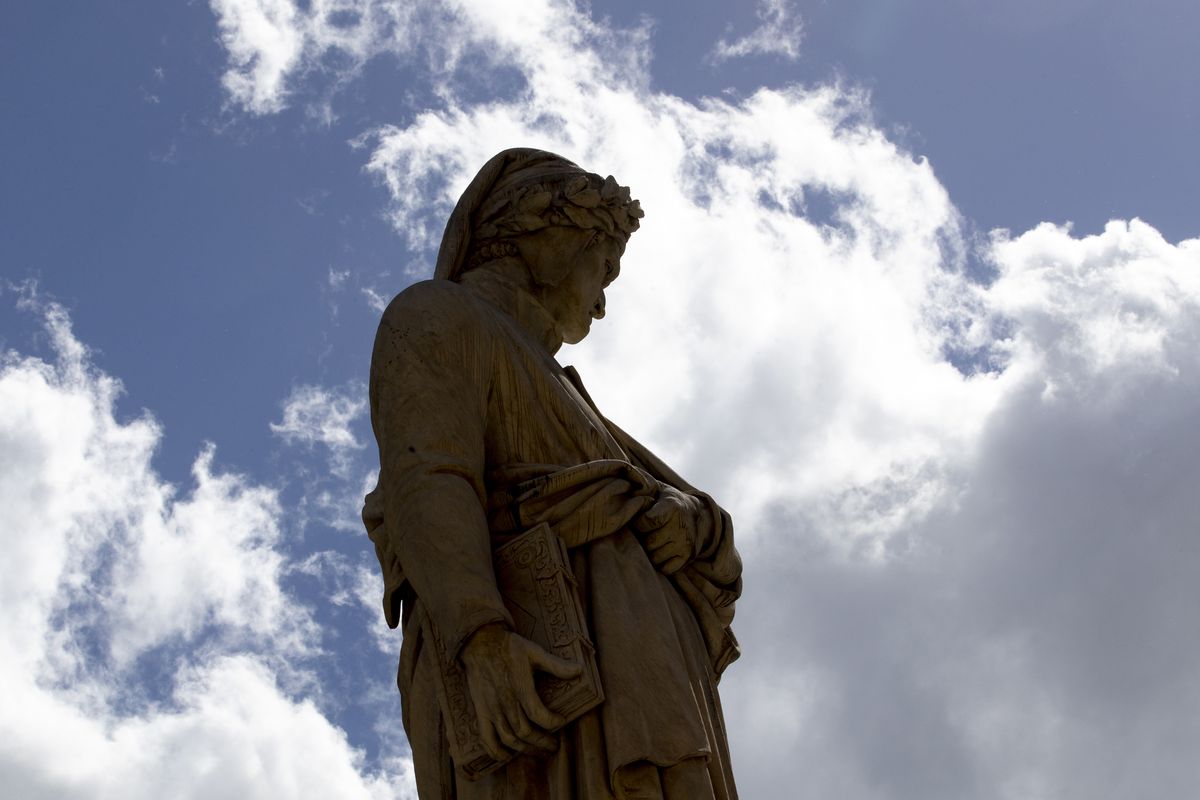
[475,173,644,243]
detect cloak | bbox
[363,270,741,799]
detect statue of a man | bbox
[363,148,742,799]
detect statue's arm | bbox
[370,286,593,757]
[560,365,741,588]
[609,417,743,671]
[605,415,742,590]
[369,286,512,660]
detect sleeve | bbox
[367,284,513,660]
[557,364,743,672]
[601,416,741,583]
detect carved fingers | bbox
[634,486,699,574]
[494,679,557,755]
[525,644,582,697]
[505,637,576,753]
[644,528,692,574]
[460,624,580,761]
[476,706,507,762]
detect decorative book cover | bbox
[425,522,604,781]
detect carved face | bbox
[519,227,623,345]
[542,231,619,345]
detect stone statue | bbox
[362,148,742,799]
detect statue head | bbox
[435,148,643,344]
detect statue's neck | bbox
[458,263,564,355]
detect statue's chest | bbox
[483,337,624,467]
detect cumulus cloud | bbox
[711,0,804,63]
[206,1,1200,797]
[0,294,415,799]
[351,9,992,556]
[6,654,414,800]
[987,219,1200,382]
[724,219,1200,798]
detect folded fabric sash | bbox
[487,459,740,677]
[487,459,658,546]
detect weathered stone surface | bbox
[363,148,742,799]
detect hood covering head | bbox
[434,148,643,282]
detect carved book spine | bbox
[425,522,604,781]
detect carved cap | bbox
[434,148,642,282]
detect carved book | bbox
[425,522,604,780]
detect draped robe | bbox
[363,272,742,799]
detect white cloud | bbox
[0,294,415,799]
[211,0,305,114]
[294,550,393,655]
[711,0,804,63]
[323,267,391,316]
[722,219,1200,797]
[986,219,1200,383]
[271,382,367,477]
[361,286,389,312]
[269,382,372,533]
[106,442,302,664]
[353,33,996,557]
[3,653,415,800]
[353,21,1200,798]
[328,267,350,288]
[206,1,1200,797]
[210,0,423,116]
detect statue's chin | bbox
[561,320,593,345]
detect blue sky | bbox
[2,2,1199,798]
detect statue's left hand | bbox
[633,485,704,574]
[459,623,582,761]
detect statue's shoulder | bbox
[381,278,467,316]
[378,279,487,335]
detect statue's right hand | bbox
[459,622,583,761]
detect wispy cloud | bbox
[210,0,305,114]
[711,0,804,63]
[210,0,424,116]
[270,382,367,476]
[270,382,373,534]
[294,550,395,655]
[328,267,350,289]
[361,286,389,313]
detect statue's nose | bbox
[592,292,606,320]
